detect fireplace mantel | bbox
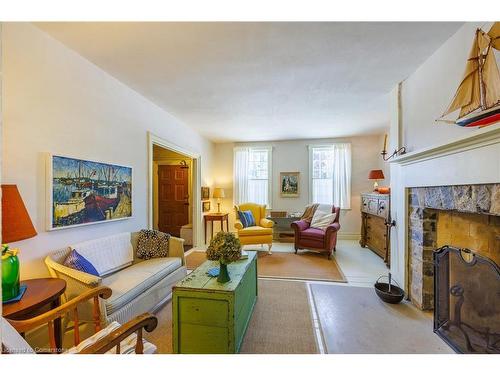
[387,125,500,298]
[390,126,500,166]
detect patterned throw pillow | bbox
[136,229,170,260]
[238,210,256,228]
[63,249,100,276]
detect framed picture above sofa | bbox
[47,154,133,230]
[280,172,299,198]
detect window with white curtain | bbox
[233,146,272,207]
[308,144,351,209]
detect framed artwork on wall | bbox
[201,186,210,200]
[202,201,211,212]
[47,154,133,230]
[280,172,299,198]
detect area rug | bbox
[144,279,318,354]
[185,249,346,282]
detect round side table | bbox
[2,278,67,351]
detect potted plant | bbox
[206,232,242,283]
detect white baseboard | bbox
[337,232,361,241]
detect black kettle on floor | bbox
[374,272,404,304]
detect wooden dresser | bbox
[360,192,390,266]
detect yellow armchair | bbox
[234,203,274,254]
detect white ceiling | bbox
[36,22,463,143]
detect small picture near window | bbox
[202,201,211,212]
[280,172,299,198]
[201,186,210,200]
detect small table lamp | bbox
[2,185,37,302]
[212,188,225,213]
[368,170,385,192]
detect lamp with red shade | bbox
[368,169,385,192]
[2,184,37,302]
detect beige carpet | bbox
[311,284,454,354]
[185,251,208,271]
[186,250,346,282]
[144,279,318,354]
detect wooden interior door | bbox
[158,165,189,237]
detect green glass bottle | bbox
[2,252,20,301]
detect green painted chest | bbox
[172,251,258,354]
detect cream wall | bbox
[389,22,500,286]
[1,23,215,278]
[401,22,498,152]
[212,135,390,237]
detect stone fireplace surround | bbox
[407,183,500,310]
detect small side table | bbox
[267,216,298,242]
[204,212,229,243]
[3,278,67,352]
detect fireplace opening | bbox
[407,184,500,310]
[406,184,500,353]
[434,246,500,354]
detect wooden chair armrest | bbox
[78,313,158,354]
[7,286,112,334]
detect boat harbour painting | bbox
[48,154,132,230]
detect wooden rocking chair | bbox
[2,286,158,354]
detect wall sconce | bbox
[381,134,406,161]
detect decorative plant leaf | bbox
[206,232,242,264]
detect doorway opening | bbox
[148,133,202,251]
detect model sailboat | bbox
[438,22,500,127]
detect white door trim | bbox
[147,132,202,247]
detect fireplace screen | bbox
[434,246,500,353]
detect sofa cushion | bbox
[237,225,272,236]
[63,249,100,276]
[136,229,170,260]
[301,227,326,240]
[238,210,256,228]
[70,233,133,277]
[102,257,182,315]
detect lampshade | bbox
[213,188,225,199]
[1,185,37,243]
[368,170,385,180]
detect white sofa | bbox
[45,232,186,337]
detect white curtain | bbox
[312,179,333,205]
[332,143,351,209]
[233,147,249,205]
[248,180,268,206]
